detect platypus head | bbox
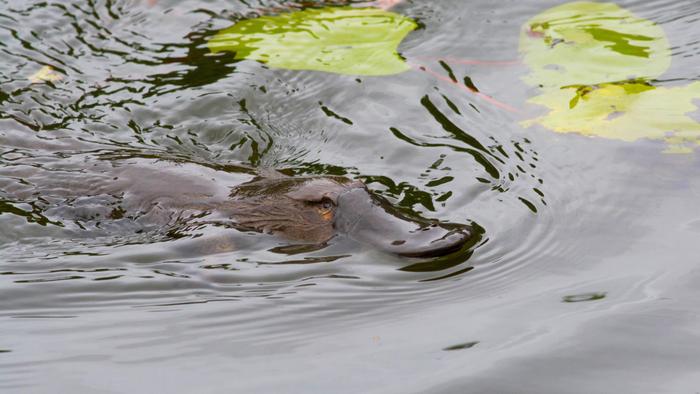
[226,175,474,258]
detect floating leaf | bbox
[520,1,671,88]
[207,7,417,76]
[519,2,700,151]
[29,65,63,84]
[523,81,700,152]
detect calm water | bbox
[1,0,700,392]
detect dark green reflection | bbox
[583,27,654,58]
[107,28,238,96]
[0,199,62,227]
[319,102,354,125]
[399,223,484,274]
[562,292,607,303]
[443,341,479,351]
[388,95,502,180]
[362,175,436,213]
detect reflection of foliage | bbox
[520,1,700,152]
[0,199,63,227]
[390,95,502,179]
[389,89,546,214]
[562,292,606,303]
[148,29,236,93]
[361,175,436,213]
[287,163,350,176]
[208,7,417,75]
[399,222,484,279]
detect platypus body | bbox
[0,157,474,258]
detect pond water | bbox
[2,0,700,392]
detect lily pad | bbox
[519,1,670,88]
[520,2,700,151]
[523,81,700,152]
[208,7,417,76]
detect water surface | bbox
[1,0,700,392]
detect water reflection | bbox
[3,0,700,392]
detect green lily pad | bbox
[207,7,418,76]
[519,1,671,88]
[523,81,700,152]
[520,2,700,151]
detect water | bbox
[1,0,700,392]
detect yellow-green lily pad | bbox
[520,2,700,151]
[523,81,700,152]
[520,1,670,88]
[207,6,418,76]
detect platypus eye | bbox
[321,199,333,210]
[317,198,334,220]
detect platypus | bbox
[0,157,474,258]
